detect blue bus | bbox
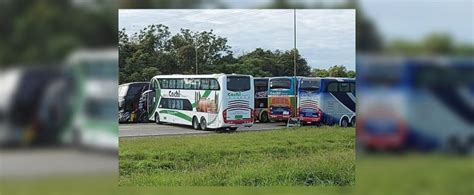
[268,77,300,122]
[297,77,323,125]
[298,77,356,127]
[357,56,474,153]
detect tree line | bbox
[119,24,356,84]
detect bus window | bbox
[191,79,200,90]
[159,98,167,108]
[255,79,268,92]
[183,99,192,110]
[169,79,176,89]
[184,79,192,89]
[350,83,356,94]
[201,79,210,90]
[300,80,320,91]
[327,82,338,92]
[270,78,291,89]
[176,79,184,89]
[160,98,192,111]
[160,79,169,89]
[210,79,220,90]
[339,82,351,92]
[227,76,250,92]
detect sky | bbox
[119,9,356,71]
[359,0,473,44]
[222,0,473,44]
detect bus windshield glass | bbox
[227,76,250,92]
[270,78,291,89]
[254,79,268,92]
[300,80,320,91]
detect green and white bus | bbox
[146,74,254,131]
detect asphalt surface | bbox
[119,122,288,138]
[0,148,117,178]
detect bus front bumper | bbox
[299,116,321,124]
[269,114,291,121]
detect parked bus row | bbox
[119,74,356,131]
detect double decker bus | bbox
[297,77,355,127]
[268,77,300,122]
[253,78,270,122]
[297,77,323,125]
[146,74,254,131]
[319,77,356,127]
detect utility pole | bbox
[293,9,297,118]
[293,9,297,78]
[195,46,198,74]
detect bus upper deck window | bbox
[160,79,169,89]
[227,76,250,92]
[328,82,338,92]
[210,79,219,90]
[201,79,210,90]
[176,79,184,89]
[340,83,350,92]
[169,79,176,89]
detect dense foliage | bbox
[119,24,318,84]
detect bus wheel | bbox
[229,127,238,132]
[260,111,269,123]
[351,117,356,127]
[155,113,161,124]
[192,117,201,130]
[200,117,207,131]
[341,117,349,127]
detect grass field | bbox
[119,127,355,186]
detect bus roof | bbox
[269,76,305,80]
[119,82,149,86]
[151,74,252,80]
[66,48,117,65]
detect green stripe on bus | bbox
[159,110,192,122]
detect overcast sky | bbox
[119,9,356,70]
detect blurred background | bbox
[0,0,472,194]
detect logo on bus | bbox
[228,92,249,99]
[169,90,181,97]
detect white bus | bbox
[146,74,254,131]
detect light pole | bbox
[195,46,198,74]
[293,9,297,118]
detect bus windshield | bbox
[270,78,291,89]
[227,76,250,92]
[254,79,268,92]
[300,80,320,91]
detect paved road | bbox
[0,149,116,178]
[119,122,288,138]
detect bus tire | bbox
[192,116,201,130]
[200,117,208,131]
[155,113,161,124]
[229,127,238,132]
[350,117,356,127]
[341,117,349,127]
[260,111,269,123]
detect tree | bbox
[346,70,356,78]
[141,67,161,81]
[328,65,348,77]
[311,68,329,77]
[423,33,453,55]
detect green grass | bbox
[2,155,471,194]
[356,154,474,195]
[119,127,355,186]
